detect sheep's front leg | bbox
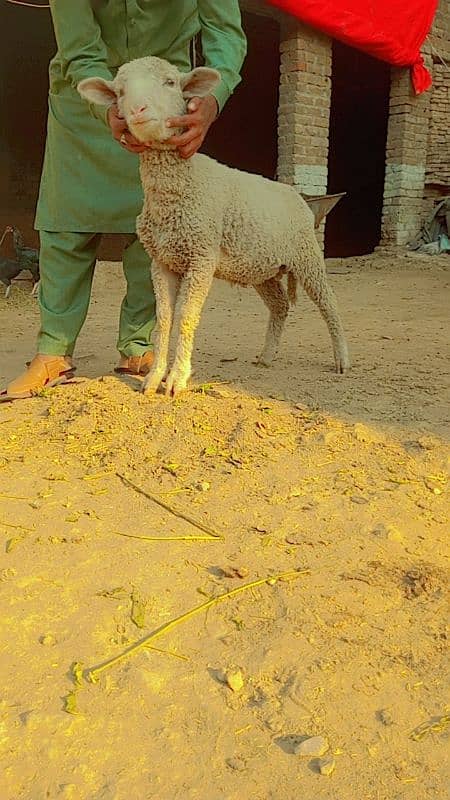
[142,261,180,395]
[165,264,215,397]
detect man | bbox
[4,0,246,399]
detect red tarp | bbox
[267,0,439,93]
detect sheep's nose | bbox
[130,104,148,118]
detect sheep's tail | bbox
[287,273,298,306]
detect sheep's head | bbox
[78,57,221,144]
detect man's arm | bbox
[49,0,113,123]
[168,0,247,158]
[198,0,247,113]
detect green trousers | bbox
[37,231,156,357]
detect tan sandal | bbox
[1,355,75,401]
[114,351,154,376]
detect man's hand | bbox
[167,95,219,159]
[107,104,149,154]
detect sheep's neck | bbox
[139,148,192,202]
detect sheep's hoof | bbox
[254,353,273,368]
[142,371,164,396]
[335,353,351,374]
[164,369,190,398]
[142,384,158,397]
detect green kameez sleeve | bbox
[49,0,113,123]
[198,0,247,112]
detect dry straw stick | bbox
[112,530,221,543]
[87,569,308,683]
[410,714,450,741]
[116,472,222,539]
[0,520,34,531]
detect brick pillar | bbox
[277,18,332,248]
[379,67,431,248]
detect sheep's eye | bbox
[165,78,176,87]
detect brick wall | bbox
[429,0,450,62]
[277,17,331,247]
[425,64,450,190]
[274,1,449,251]
[424,0,450,203]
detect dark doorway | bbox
[0,2,55,250]
[202,10,280,179]
[325,41,390,257]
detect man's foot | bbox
[114,352,154,376]
[1,355,75,401]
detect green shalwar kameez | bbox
[35,0,246,356]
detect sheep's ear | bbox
[180,67,221,98]
[78,77,117,106]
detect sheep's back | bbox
[213,164,315,282]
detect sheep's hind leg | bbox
[142,262,180,395]
[165,264,215,397]
[298,266,350,374]
[254,277,290,367]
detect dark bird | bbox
[0,256,22,299]
[6,226,40,295]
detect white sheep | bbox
[79,57,350,396]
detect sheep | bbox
[78,57,350,396]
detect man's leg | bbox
[38,230,101,356]
[115,236,156,376]
[3,231,100,398]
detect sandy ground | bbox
[0,252,449,800]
